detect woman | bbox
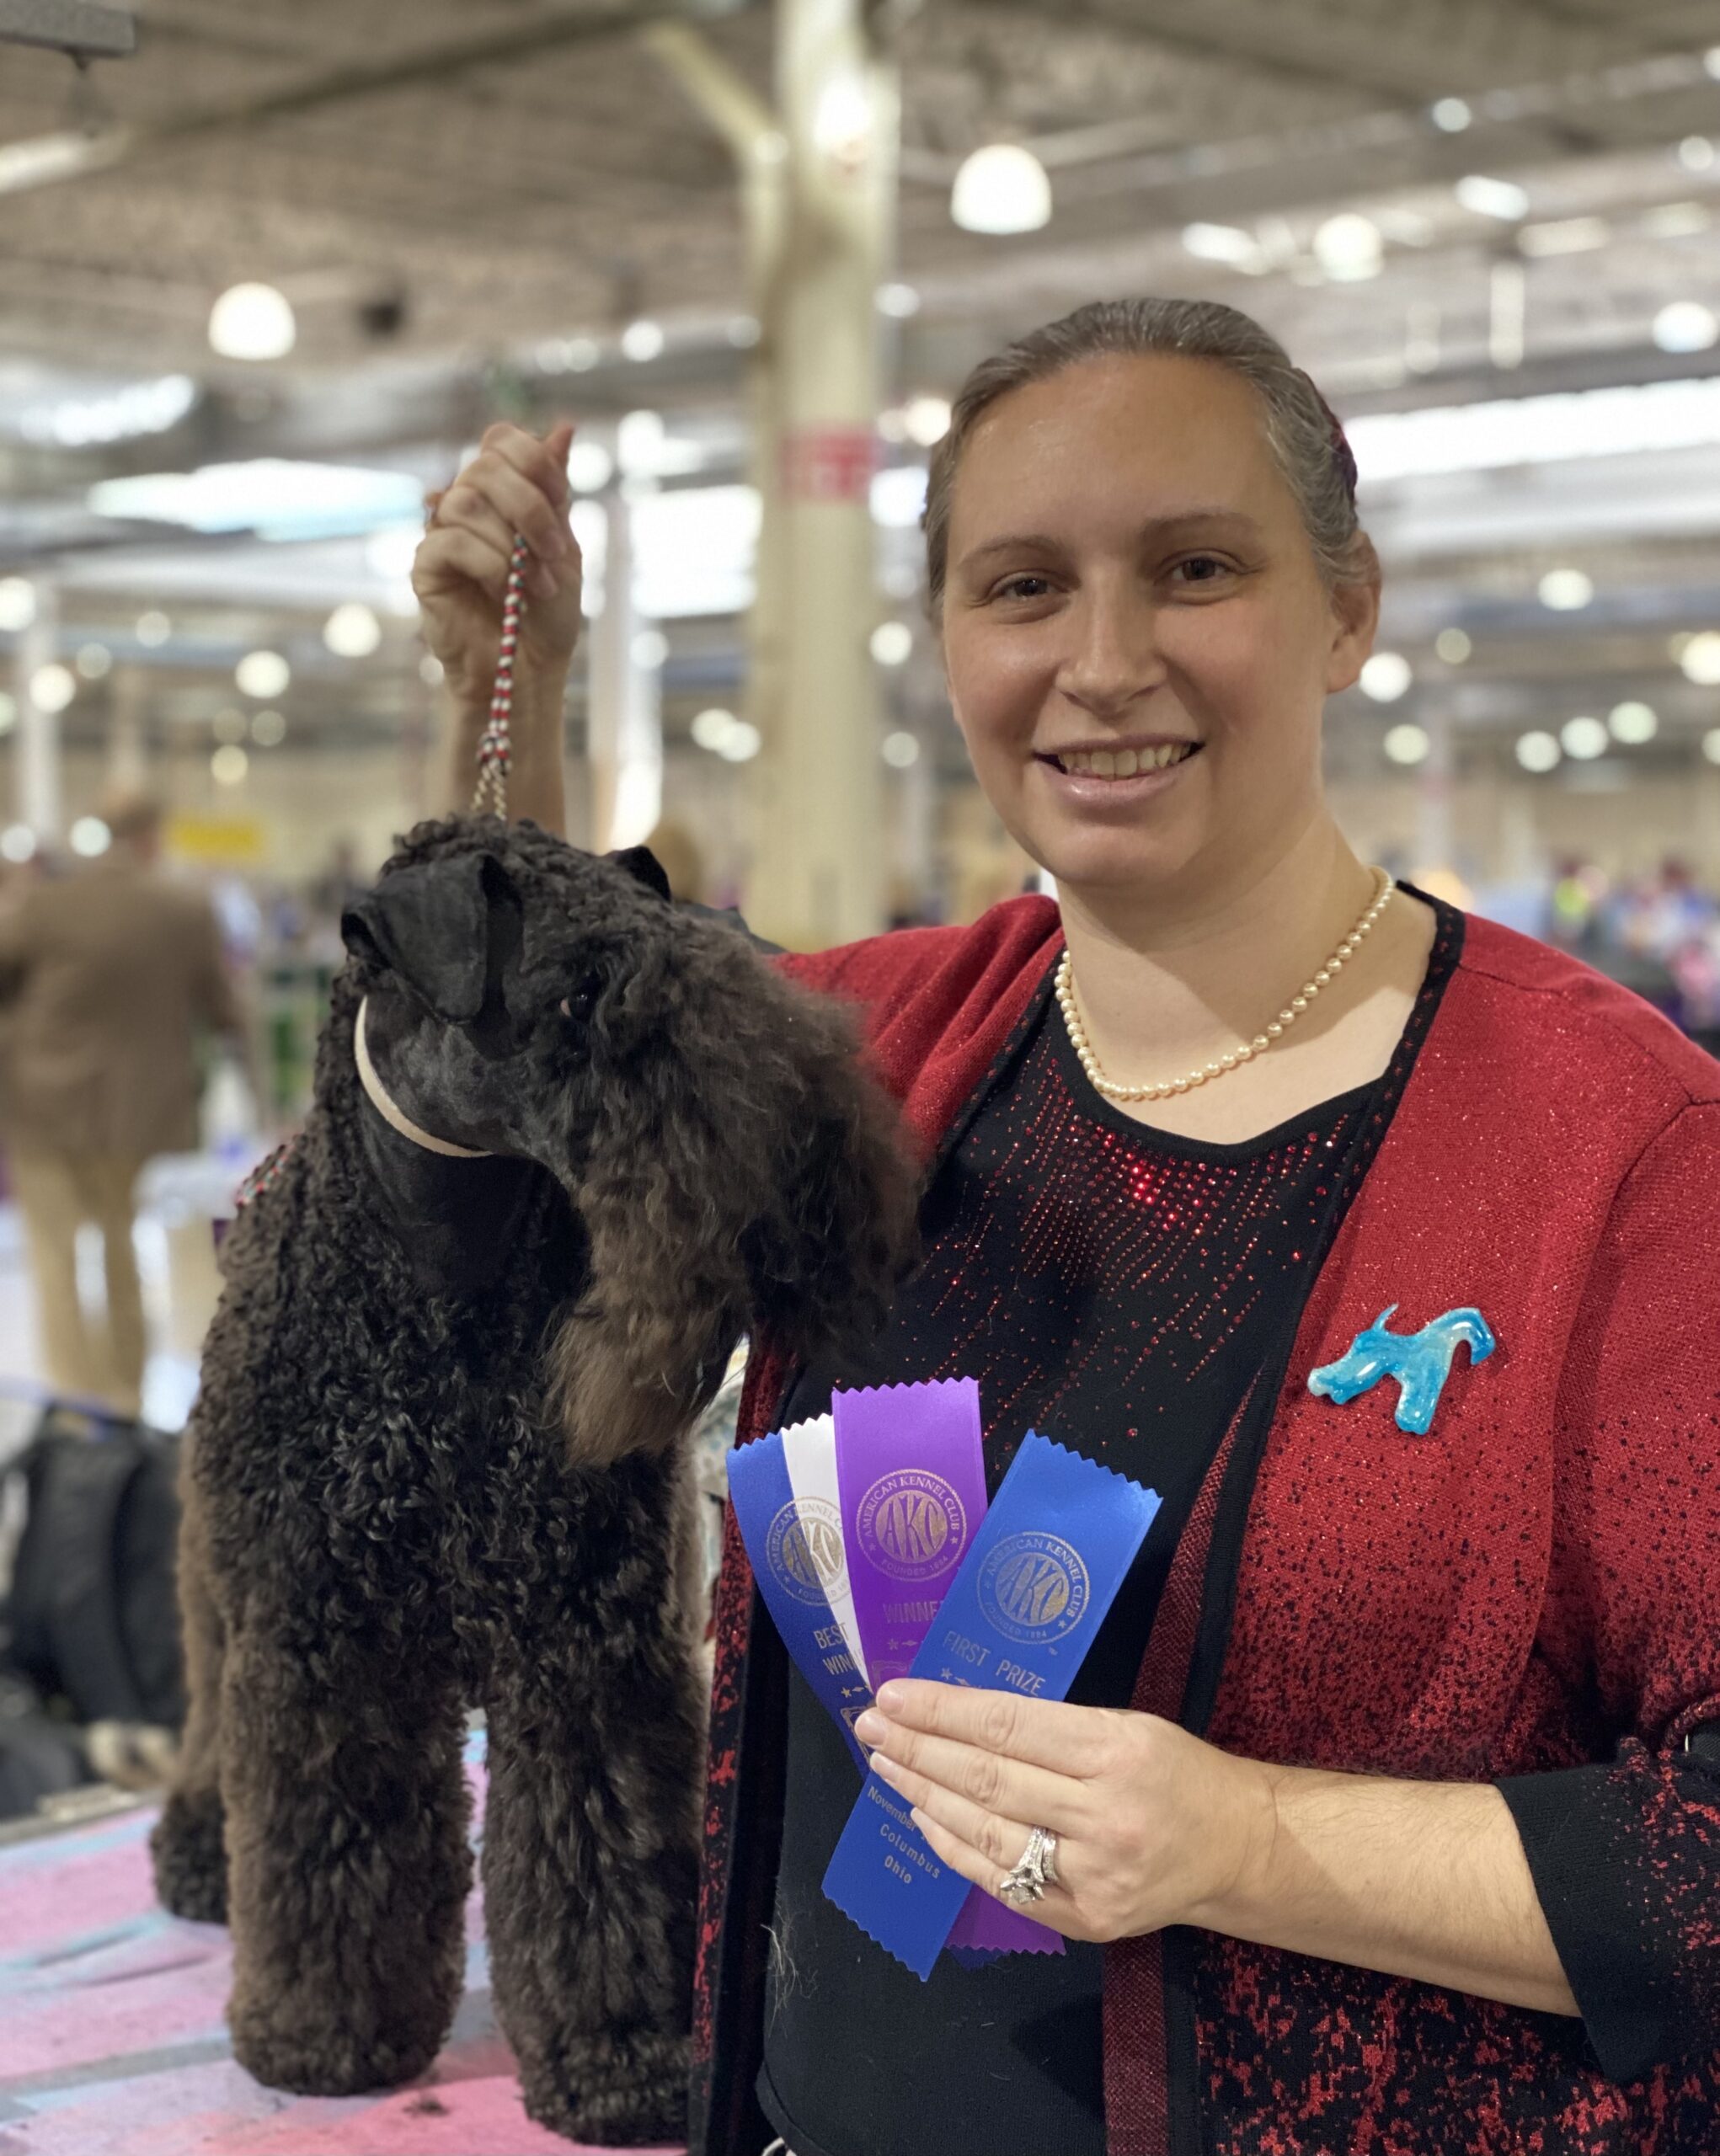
[414,299,1720,2156]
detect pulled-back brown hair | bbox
[922,296,1375,616]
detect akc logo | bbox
[856,1470,968,1582]
[766,1497,847,1607]
[977,1531,1089,1645]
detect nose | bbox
[1054,579,1168,722]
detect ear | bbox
[606,844,672,903]
[341,852,493,1022]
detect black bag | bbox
[3,1404,185,1731]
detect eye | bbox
[1171,553,1231,585]
[992,573,1055,602]
[558,970,603,1022]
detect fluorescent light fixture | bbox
[1653,302,1718,354]
[211,745,248,786]
[951,145,1051,235]
[1679,137,1716,172]
[716,719,761,763]
[0,128,127,193]
[1516,730,1561,772]
[1680,632,1720,685]
[1435,627,1472,663]
[76,643,111,679]
[876,283,921,318]
[903,397,951,447]
[870,622,913,667]
[0,578,35,632]
[1181,222,1258,266]
[89,460,422,540]
[1456,174,1530,220]
[136,610,170,646]
[882,731,920,768]
[0,825,35,861]
[29,664,75,714]
[1383,723,1429,766]
[692,708,740,754]
[69,817,110,858]
[14,372,196,447]
[209,283,296,362]
[324,603,382,659]
[1539,568,1594,611]
[1608,701,1657,744]
[237,650,290,699]
[366,526,419,580]
[871,465,928,529]
[621,319,665,362]
[629,486,761,620]
[1313,215,1381,282]
[631,628,668,670]
[1359,652,1412,702]
[1561,715,1608,760]
[1429,98,1472,133]
[1518,216,1609,257]
[568,441,614,493]
[1346,375,1720,483]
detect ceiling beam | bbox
[0,0,135,57]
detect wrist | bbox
[1189,1753,1285,1933]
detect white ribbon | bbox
[354,996,493,1160]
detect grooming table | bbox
[0,1732,683,2155]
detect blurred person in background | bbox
[0,789,245,1416]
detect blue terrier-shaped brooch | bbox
[1308,1305,1496,1436]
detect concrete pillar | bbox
[16,582,61,843]
[648,0,896,948]
[585,493,663,852]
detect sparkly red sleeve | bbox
[1496,1103,1720,2082]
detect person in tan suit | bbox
[0,791,243,1414]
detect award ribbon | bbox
[779,1413,867,1678]
[834,1376,986,1690]
[727,1429,873,1771]
[822,1432,1162,1979]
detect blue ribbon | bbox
[822,1431,1162,1978]
[727,1430,873,1772]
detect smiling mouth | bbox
[1039,742,1200,778]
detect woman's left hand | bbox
[853,1680,1277,1943]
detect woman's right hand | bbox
[412,421,583,712]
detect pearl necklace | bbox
[1055,867,1394,1103]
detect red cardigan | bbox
[691,897,1720,2156]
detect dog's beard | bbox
[546,1293,735,1469]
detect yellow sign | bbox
[168,814,267,866]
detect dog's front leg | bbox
[483,1630,705,2146]
[219,1630,471,2097]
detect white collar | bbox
[354,997,494,1160]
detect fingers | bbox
[906,1806,1087,1939]
[440,424,574,600]
[869,1680,1117,1779]
[412,523,514,606]
[863,1722,1083,1835]
[868,1743,1072,1857]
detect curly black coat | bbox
[149,817,916,2144]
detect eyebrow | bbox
[956,509,1264,572]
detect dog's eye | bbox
[558,972,602,1023]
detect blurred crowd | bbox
[1533,858,1720,1049]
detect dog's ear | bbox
[341,853,493,1022]
[606,845,672,903]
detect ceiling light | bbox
[1383,723,1430,766]
[75,643,111,679]
[251,709,286,747]
[812,72,872,161]
[0,578,35,632]
[1679,137,1717,172]
[1538,568,1593,611]
[1516,730,1561,772]
[29,664,74,713]
[871,465,929,527]
[568,441,614,493]
[1643,201,1711,238]
[951,144,1051,235]
[93,461,420,541]
[366,526,419,580]
[68,817,110,858]
[870,621,913,667]
[208,283,296,362]
[882,731,920,768]
[903,397,951,446]
[211,744,248,786]
[237,649,290,698]
[1359,651,1412,702]
[1517,216,1609,257]
[715,718,761,763]
[324,602,381,659]
[692,708,740,754]
[1456,175,1530,221]
[419,653,445,687]
[1561,715,1608,760]
[1435,627,1472,663]
[617,409,665,477]
[1705,728,1720,765]
[17,372,195,448]
[1653,302,1718,354]
[136,609,170,646]
[1429,98,1472,132]
[1313,214,1382,281]
[211,707,248,744]
[0,824,34,862]
[1181,222,1258,266]
[1608,701,1657,744]
[876,283,921,318]
[621,319,665,362]
[1680,631,1720,684]
[631,628,667,670]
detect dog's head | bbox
[341,816,918,1463]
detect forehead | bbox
[949,352,1293,542]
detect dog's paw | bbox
[149,1793,228,1924]
[230,2010,441,2099]
[521,2029,689,2147]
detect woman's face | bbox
[939,353,1378,907]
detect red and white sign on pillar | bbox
[781,425,876,503]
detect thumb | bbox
[546,419,576,468]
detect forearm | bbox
[440,680,568,837]
[1201,1762,1581,2018]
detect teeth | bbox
[1055,743,1194,776]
